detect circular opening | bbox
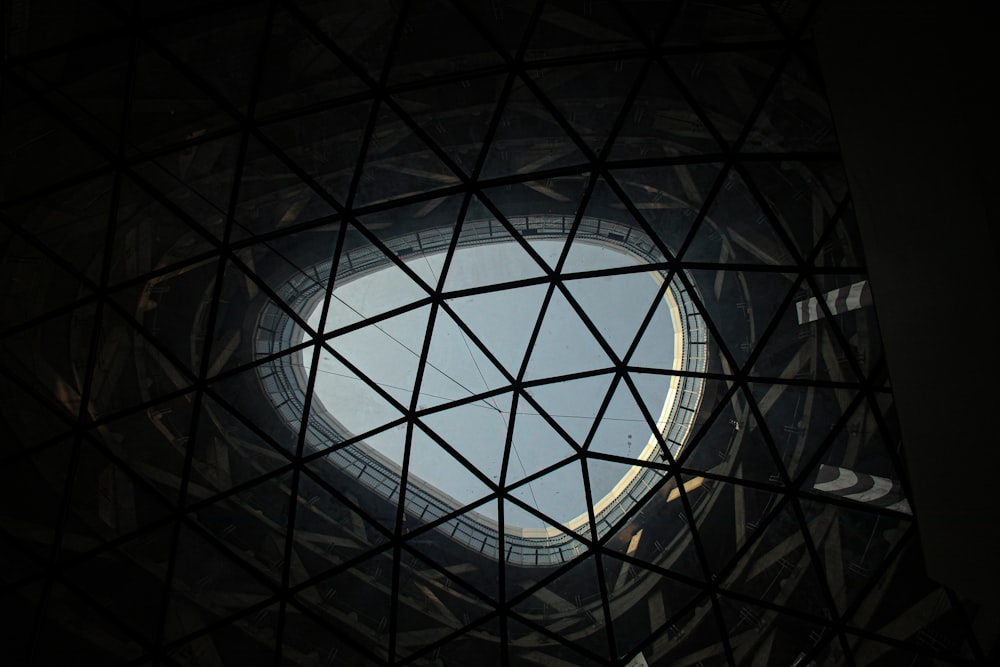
[257,216,707,561]
[305,238,680,531]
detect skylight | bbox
[305,238,681,531]
[251,216,706,558]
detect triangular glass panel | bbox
[611,60,720,160]
[506,456,592,536]
[742,160,848,263]
[163,524,273,643]
[0,371,75,456]
[14,36,132,154]
[90,392,195,505]
[629,277,693,371]
[151,4,269,114]
[324,256,431,340]
[503,497,590,573]
[257,99,372,209]
[588,374,670,462]
[310,343,410,444]
[813,202,867,271]
[407,422,497,510]
[420,308,511,410]
[718,501,828,618]
[187,393,292,499]
[611,163,723,257]
[130,134,243,240]
[230,135,339,241]
[750,278,859,384]
[280,599,384,666]
[844,634,930,666]
[391,74,506,177]
[353,103,462,207]
[505,399,579,487]
[206,352,303,460]
[697,481,787,580]
[601,551,704,659]
[527,58,644,157]
[59,524,174,644]
[748,381,857,483]
[394,554,496,661]
[744,53,838,153]
[678,389,783,485]
[304,444,403,536]
[3,174,115,285]
[687,267,796,371]
[807,272,882,382]
[402,498,502,604]
[604,478,706,585]
[585,454,665,539]
[462,0,539,60]
[389,0,505,85]
[62,437,173,547]
[167,602,278,665]
[473,176,587,228]
[716,594,833,665]
[33,581,145,663]
[324,303,432,412]
[480,76,591,180]
[492,211,572,274]
[256,6,369,117]
[110,174,217,287]
[0,437,74,560]
[507,615,608,667]
[668,50,782,147]
[127,43,239,153]
[204,256,311,379]
[665,0,784,43]
[683,168,796,265]
[0,302,96,419]
[237,220,341,304]
[187,470,293,586]
[5,0,123,59]
[526,0,642,60]
[295,2,398,84]
[289,469,390,586]
[523,372,615,450]
[825,395,903,486]
[289,547,395,660]
[86,305,194,421]
[800,499,911,616]
[561,227,649,275]
[442,214,550,292]
[419,392,513,490]
[106,270,211,378]
[524,288,615,381]
[616,1,679,44]
[433,615,503,667]
[0,225,93,334]
[511,553,612,661]
[445,282,549,379]
[0,78,109,202]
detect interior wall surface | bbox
[814,0,1000,626]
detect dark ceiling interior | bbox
[0,0,994,665]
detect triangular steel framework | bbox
[0,0,988,665]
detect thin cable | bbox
[424,254,545,526]
[328,289,497,411]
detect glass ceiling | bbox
[0,0,988,665]
[295,235,682,532]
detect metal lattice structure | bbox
[0,0,989,665]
